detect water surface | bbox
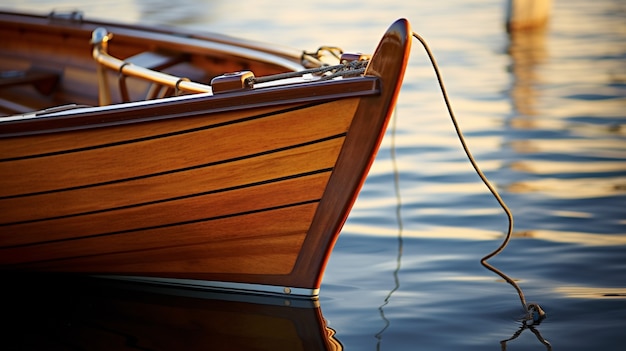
[2,0,625,349]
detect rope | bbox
[411,32,541,316]
[258,34,515,271]
[249,60,369,85]
[411,32,515,263]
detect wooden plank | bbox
[3,203,318,275]
[0,103,303,159]
[0,138,343,224]
[0,99,356,197]
[0,172,328,248]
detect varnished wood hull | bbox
[0,11,411,296]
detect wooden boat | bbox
[4,273,342,350]
[0,10,411,297]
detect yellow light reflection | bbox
[516,230,626,246]
[507,176,626,198]
[554,286,626,299]
[549,210,592,219]
[509,138,625,158]
[342,223,501,241]
[343,224,626,247]
[510,160,626,175]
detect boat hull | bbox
[0,12,412,296]
[0,99,358,292]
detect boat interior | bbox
[0,10,347,118]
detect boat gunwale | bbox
[0,76,380,138]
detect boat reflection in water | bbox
[3,274,342,350]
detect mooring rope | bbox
[411,31,546,325]
[411,31,515,262]
[249,59,369,85]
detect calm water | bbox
[3,0,625,349]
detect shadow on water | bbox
[3,273,343,350]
